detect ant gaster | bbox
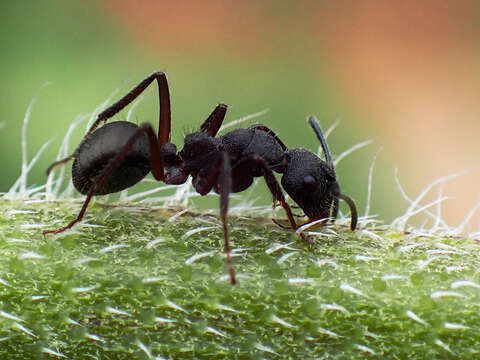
[43,72,357,285]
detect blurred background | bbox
[1,0,479,229]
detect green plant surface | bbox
[0,199,479,359]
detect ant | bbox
[43,72,357,285]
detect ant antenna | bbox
[308,116,331,164]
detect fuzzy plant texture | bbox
[1,95,479,359]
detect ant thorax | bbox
[180,132,221,170]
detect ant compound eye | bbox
[303,175,317,190]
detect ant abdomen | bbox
[72,121,151,195]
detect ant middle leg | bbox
[189,151,237,284]
[232,154,313,244]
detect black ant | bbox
[43,72,357,285]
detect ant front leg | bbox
[189,151,237,284]
[46,72,172,175]
[218,152,237,285]
[234,154,313,245]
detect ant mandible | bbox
[43,72,357,285]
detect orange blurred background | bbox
[103,0,480,228]
[1,0,479,229]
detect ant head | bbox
[160,142,189,184]
[180,132,220,163]
[282,148,337,220]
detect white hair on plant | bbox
[165,300,187,313]
[121,183,178,202]
[276,251,298,264]
[323,118,340,140]
[405,310,428,326]
[444,322,469,330]
[136,339,154,359]
[380,274,408,281]
[182,225,218,239]
[355,344,376,355]
[99,243,129,254]
[434,339,453,354]
[146,238,166,249]
[450,280,480,290]
[206,326,226,337]
[417,256,442,271]
[320,303,349,313]
[316,258,340,269]
[6,83,52,200]
[333,139,373,167]
[363,147,382,221]
[154,316,176,323]
[392,169,462,232]
[254,342,279,356]
[85,333,105,343]
[41,347,67,358]
[142,276,166,284]
[13,323,37,338]
[18,251,45,260]
[215,303,240,313]
[126,94,144,122]
[84,89,119,132]
[71,285,98,293]
[265,241,297,254]
[430,290,466,299]
[19,223,48,230]
[354,255,378,262]
[270,314,295,328]
[317,327,341,338]
[288,277,315,285]
[184,250,217,265]
[45,114,87,200]
[72,257,99,266]
[218,108,269,133]
[106,306,131,316]
[0,310,24,323]
[340,283,368,298]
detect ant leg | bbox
[200,104,228,137]
[42,190,94,236]
[218,152,236,285]
[46,155,75,175]
[43,123,168,236]
[87,72,171,144]
[46,72,172,175]
[189,151,236,284]
[249,124,288,151]
[234,154,312,244]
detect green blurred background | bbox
[2,0,479,226]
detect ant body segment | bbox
[43,72,357,285]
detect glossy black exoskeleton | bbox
[43,72,357,285]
